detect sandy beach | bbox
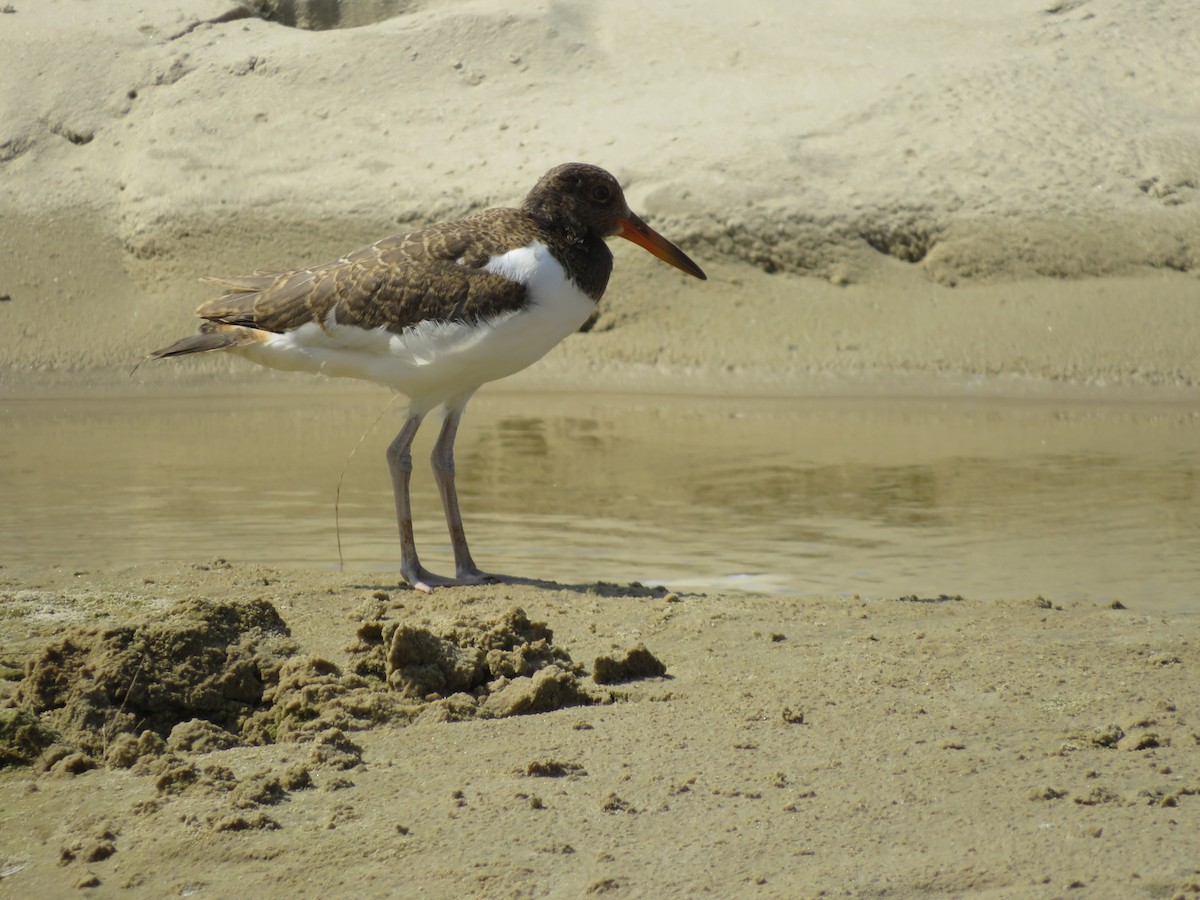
[2,0,1199,896]
[2,564,1198,897]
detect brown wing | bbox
[195,209,544,335]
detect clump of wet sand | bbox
[14,597,297,764]
[347,605,597,718]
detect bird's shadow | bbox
[348,573,697,599]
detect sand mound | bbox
[346,605,598,720]
[13,597,298,759]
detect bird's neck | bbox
[544,231,612,301]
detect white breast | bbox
[236,241,595,411]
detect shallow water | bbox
[2,384,1198,614]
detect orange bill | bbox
[617,212,707,280]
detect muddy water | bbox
[2,384,1198,614]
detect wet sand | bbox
[3,0,1200,896]
[2,564,1199,897]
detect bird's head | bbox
[523,163,706,280]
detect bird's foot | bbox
[454,565,502,587]
[401,563,501,593]
[400,563,448,594]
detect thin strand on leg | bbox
[431,394,493,583]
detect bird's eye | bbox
[591,184,612,203]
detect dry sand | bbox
[1,0,1199,391]
[2,0,1200,896]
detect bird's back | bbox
[195,207,553,337]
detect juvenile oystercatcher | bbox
[147,163,706,591]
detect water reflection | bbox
[1,385,1197,613]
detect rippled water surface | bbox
[2,385,1197,614]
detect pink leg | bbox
[385,411,448,592]
[430,397,497,585]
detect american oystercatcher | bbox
[147,163,706,591]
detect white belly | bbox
[235,242,595,410]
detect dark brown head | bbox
[523,163,706,280]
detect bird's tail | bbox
[145,325,255,360]
[132,323,261,377]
